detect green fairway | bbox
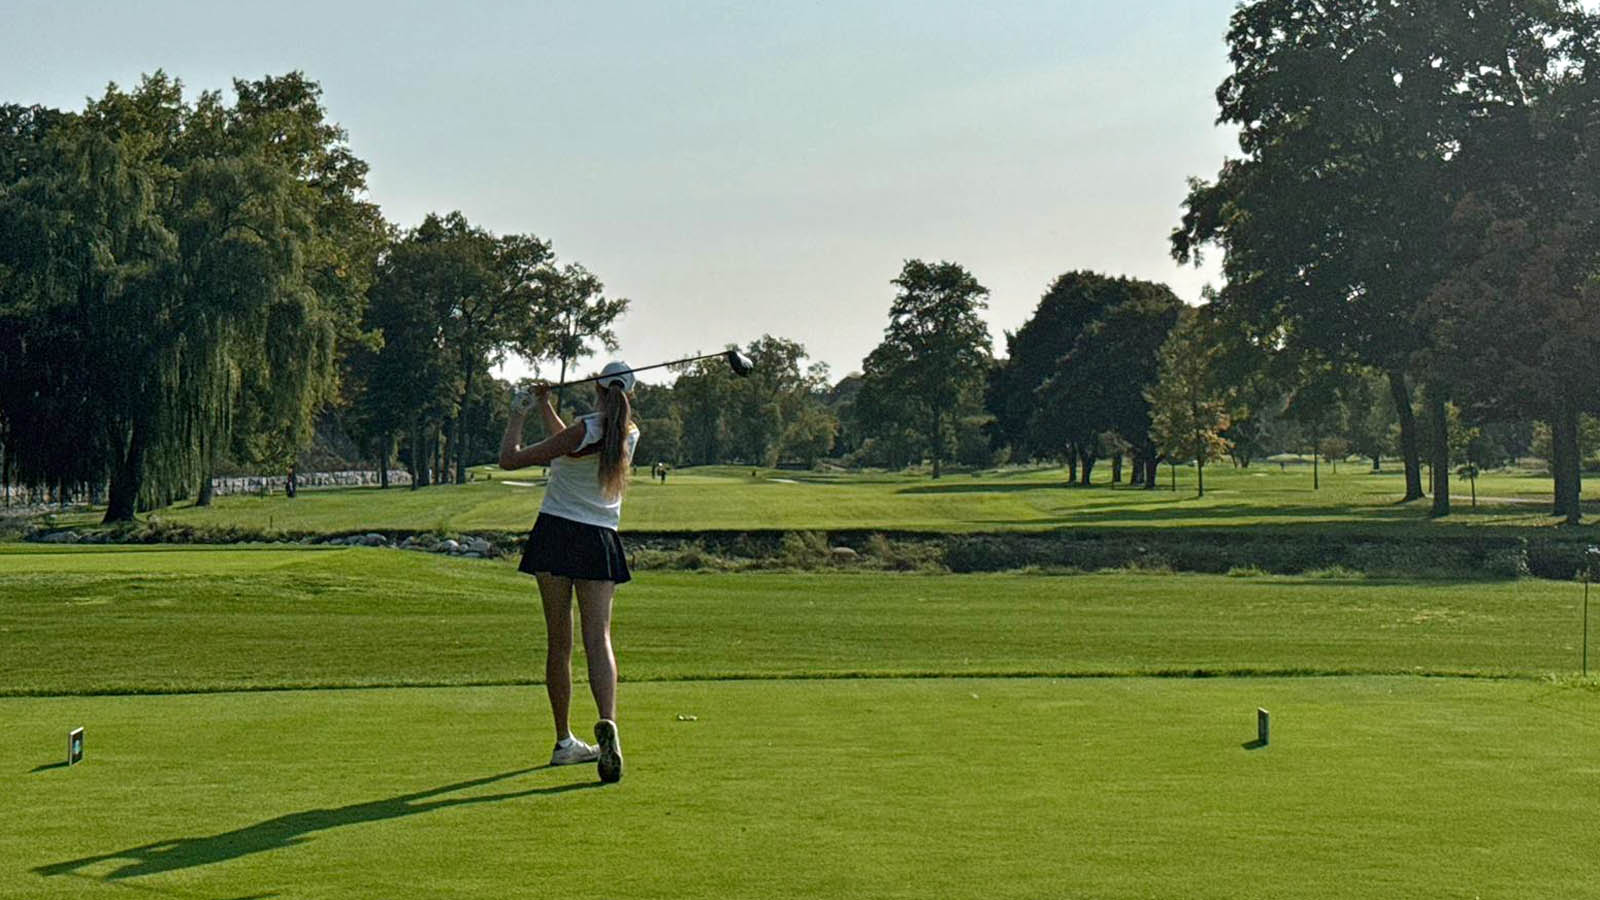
[4,678,1597,899]
[4,545,1598,898]
[1,545,1590,696]
[44,462,1596,535]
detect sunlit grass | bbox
[40,461,1592,536]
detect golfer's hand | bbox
[532,381,552,401]
[510,388,538,416]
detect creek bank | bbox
[20,524,1598,579]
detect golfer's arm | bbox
[499,420,585,470]
[538,397,565,437]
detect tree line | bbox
[840,0,1600,520]
[0,72,635,520]
[5,0,1599,524]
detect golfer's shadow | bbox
[34,766,598,881]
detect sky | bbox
[3,0,1238,383]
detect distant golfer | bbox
[499,361,638,783]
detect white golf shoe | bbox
[549,738,599,766]
[594,719,623,783]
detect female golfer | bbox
[499,361,638,783]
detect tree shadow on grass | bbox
[966,501,1440,530]
[33,766,599,882]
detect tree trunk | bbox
[1145,457,1159,490]
[103,417,149,523]
[1388,370,1424,501]
[1555,393,1582,525]
[1078,451,1095,486]
[555,352,570,416]
[1066,449,1077,484]
[436,425,447,486]
[1312,429,1320,491]
[379,438,391,489]
[1552,411,1569,517]
[410,421,428,489]
[930,408,943,479]
[455,364,473,485]
[1196,458,1205,497]
[196,448,217,507]
[1111,454,1123,484]
[1428,385,1450,518]
[1129,453,1144,486]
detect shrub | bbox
[1301,565,1364,580]
[778,531,829,568]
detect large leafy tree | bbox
[856,260,993,478]
[664,336,834,467]
[207,74,386,502]
[521,262,627,415]
[1420,7,1600,522]
[0,72,376,521]
[1172,0,1580,514]
[0,104,85,501]
[352,232,457,488]
[725,336,834,467]
[987,271,1126,466]
[1032,277,1184,486]
[356,212,541,487]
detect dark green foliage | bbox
[856,260,993,477]
[0,73,382,519]
[670,336,835,467]
[1032,274,1184,483]
[1176,0,1600,516]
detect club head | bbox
[724,349,755,377]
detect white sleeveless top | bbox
[539,413,639,530]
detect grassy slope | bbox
[5,679,1597,899]
[1,545,1588,695]
[41,463,1597,535]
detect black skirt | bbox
[518,512,631,584]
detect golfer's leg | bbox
[536,574,575,740]
[575,579,618,721]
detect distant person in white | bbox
[499,362,639,784]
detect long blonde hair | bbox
[596,382,633,500]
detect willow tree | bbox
[0,73,379,521]
[208,74,387,502]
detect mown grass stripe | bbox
[0,666,1564,700]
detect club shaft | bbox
[555,352,725,388]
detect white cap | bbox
[596,361,636,393]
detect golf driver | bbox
[553,348,754,389]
